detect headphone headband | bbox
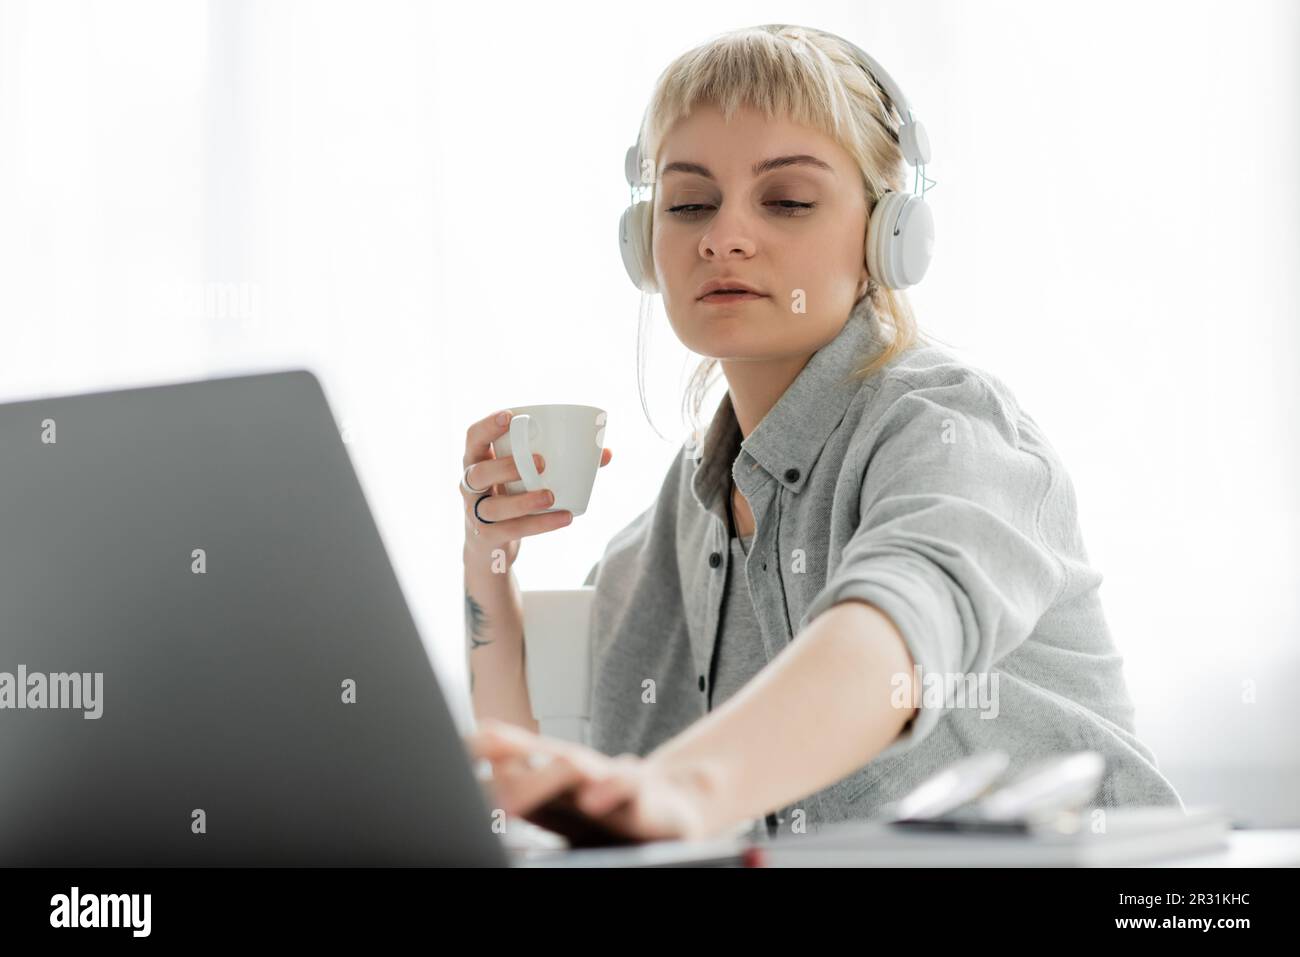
[831,34,932,169]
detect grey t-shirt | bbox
[582,295,1183,835]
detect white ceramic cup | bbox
[491,404,607,517]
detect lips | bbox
[699,291,766,304]
[696,278,768,300]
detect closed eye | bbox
[666,200,817,220]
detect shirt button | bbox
[784,467,800,483]
[709,552,722,568]
[698,674,707,692]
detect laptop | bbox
[0,369,748,867]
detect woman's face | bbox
[653,102,870,361]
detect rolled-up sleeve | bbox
[798,370,1068,759]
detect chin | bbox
[686,312,783,355]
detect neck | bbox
[720,351,814,440]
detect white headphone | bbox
[618,26,935,295]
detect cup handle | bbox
[510,414,544,491]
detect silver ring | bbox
[461,463,491,495]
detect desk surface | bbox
[519,828,1300,868]
[1147,829,1300,867]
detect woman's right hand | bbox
[461,409,612,567]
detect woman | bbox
[460,24,1182,844]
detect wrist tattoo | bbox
[465,592,492,649]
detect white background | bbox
[1,0,1296,824]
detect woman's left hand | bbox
[465,719,724,847]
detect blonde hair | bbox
[632,24,939,436]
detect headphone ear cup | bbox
[618,200,658,294]
[866,190,934,290]
[866,190,905,290]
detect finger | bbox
[493,510,574,538]
[575,754,642,814]
[462,452,546,498]
[474,487,558,524]
[591,789,689,844]
[576,766,642,816]
[468,719,583,763]
[463,409,514,468]
[469,727,613,815]
[493,754,595,817]
[465,719,545,760]
[463,508,574,547]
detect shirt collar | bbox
[688,295,884,519]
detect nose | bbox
[698,204,757,262]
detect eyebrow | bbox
[660,154,835,180]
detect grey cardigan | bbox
[583,297,1182,833]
